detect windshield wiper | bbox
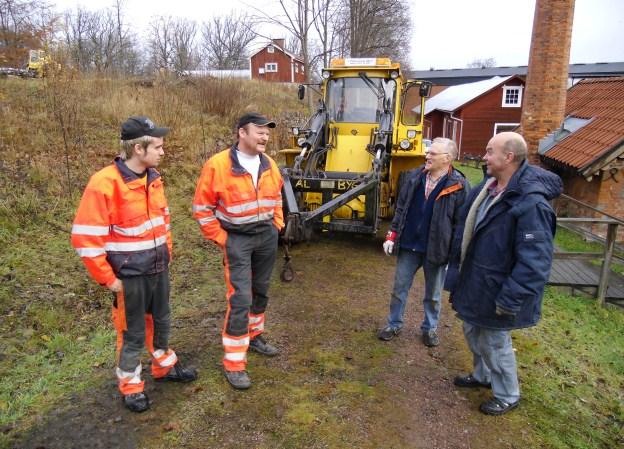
[358,72,385,101]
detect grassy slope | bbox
[0,77,622,448]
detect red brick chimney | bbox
[271,38,286,49]
[520,0,576,164]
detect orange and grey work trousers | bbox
[112,270,178,395]
[222,224,279,371]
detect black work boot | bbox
[249,335,280,356]
[155,362,198,383]
[377,325,401,341]
[224,370,252,390]
[479,397,520,415]
[123,392,149,413]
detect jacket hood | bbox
[509,161,563,200]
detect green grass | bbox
[454,161,485,187]
[514,288,624,449]
[555,226,624,274]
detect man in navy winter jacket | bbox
[445,132,562,415]
[379,138,468,346]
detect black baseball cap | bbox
[237,112,276,129]
[120,116,170,140]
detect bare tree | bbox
[111,0,140,74]
[62,7,96,71]
[171,19,197,72]
[61,4,140,74]
[149,16,198,73]
[149,16,175,70]
[0,0,54,67]
[344,0,412,66]
[466,57,497,68]
[87,9,118,72]
[200,13,255,69]
[311,0,342,68]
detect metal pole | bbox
[597,223,618,306]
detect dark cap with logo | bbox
[121,116,170,140]
[237,112,276,129]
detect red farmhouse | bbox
[421,75,526,157]
[250,39,306,84]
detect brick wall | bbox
[520,0,576,164]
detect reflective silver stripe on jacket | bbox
[219,199,280,214]
[71,224,110,236]
[215,210,274,225]
[75,247,107,257]
[198,216,217,225]
[193,204,216,213]
[112,216,165,236]
[104,235,168,252]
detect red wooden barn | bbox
[250,39,306,84]
[420,75,526,157]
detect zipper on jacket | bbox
[146,180,159,272]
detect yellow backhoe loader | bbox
[279,57,432,280]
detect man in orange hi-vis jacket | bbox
[71,116,197,412]
[193,112,284,390]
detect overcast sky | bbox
[51,0,624,70]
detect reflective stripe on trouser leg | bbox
[249,313,265,339]
[223,334,249,371]
[116,364,145,395]
[152,349,178,378]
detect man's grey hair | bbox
[503,134,528,163]
[119,136,153,160]
[432,137,458,160]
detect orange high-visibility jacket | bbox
[71,158,172,287]
[193,147,284,245]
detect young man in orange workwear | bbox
[193,112,284,390]
[71,116,197,412]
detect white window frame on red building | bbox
[265,63,278,73]
[493,122,520,135]
[501,85,523,107]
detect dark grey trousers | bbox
[224,226,279,336]
[116,270,171,372]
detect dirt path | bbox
[16,233,524,449]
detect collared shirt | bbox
[476,180,505,226]
[425,172,446,200]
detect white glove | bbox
[383,240,394,256]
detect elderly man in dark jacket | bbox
[445,132,562,416]
[378,138,468,346]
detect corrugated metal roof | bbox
[417,76,513,114]
[407,62,624,80]
[541,77,624,172]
